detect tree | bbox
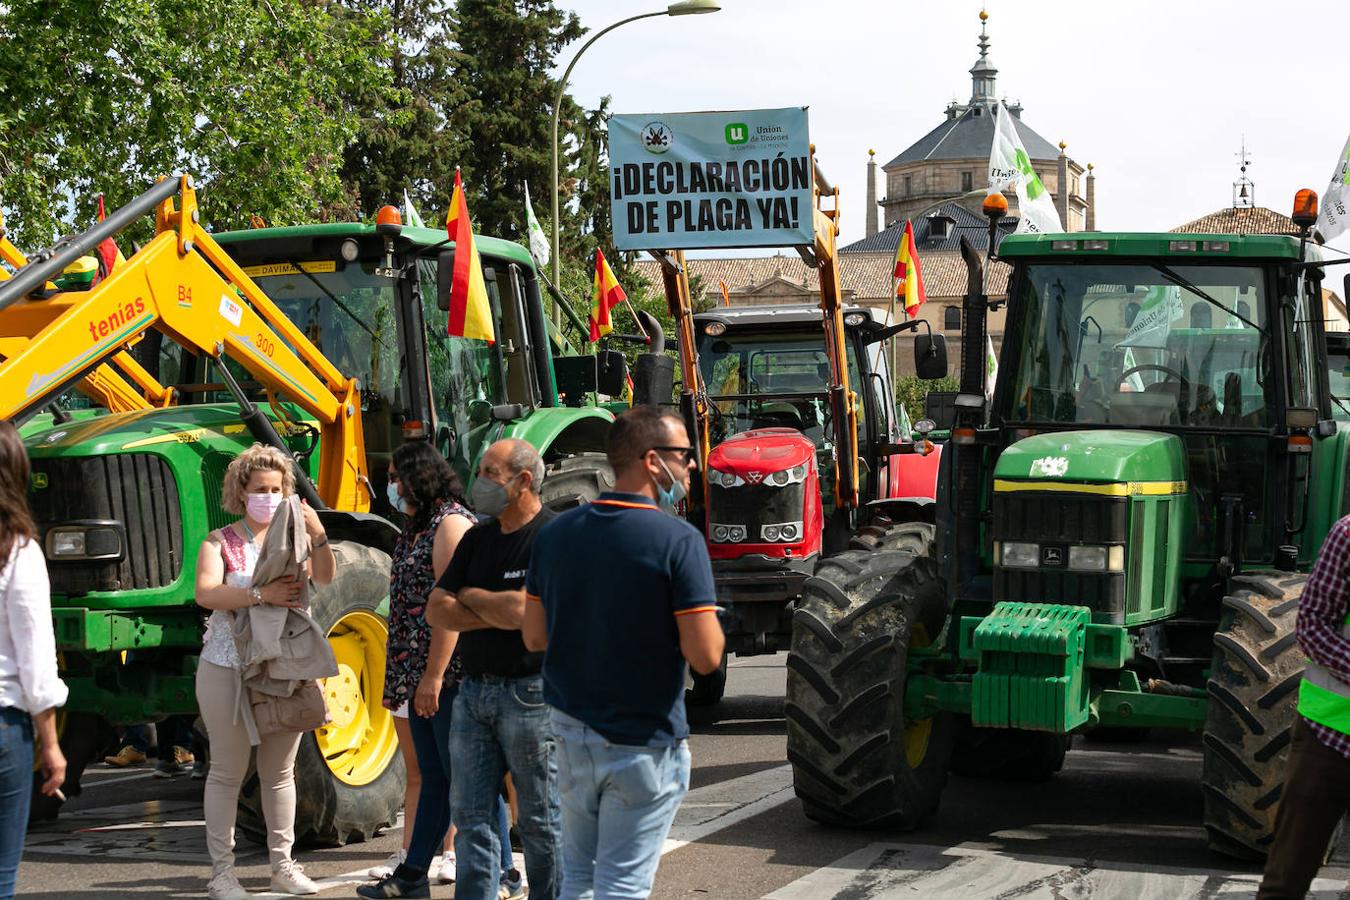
[441,0,584,240]
[338,0,465,219]
[0,0,392,246]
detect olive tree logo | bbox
[725,122,749,145]
[641,121,673,154]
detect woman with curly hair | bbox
[194,444,334,900]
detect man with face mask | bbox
[522,407,724,900]
[426,439,557,900]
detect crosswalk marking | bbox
[663,763,794,854]
[762,841,1350,899]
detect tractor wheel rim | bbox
[315,609,396,787]
[904,622,934,770]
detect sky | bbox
[555,0,1349,249]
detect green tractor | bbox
[785,192,1346,859]
[7,179,625,842]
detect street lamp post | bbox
[548,0,720,326]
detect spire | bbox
[1233,137,1255,209]
[970,9,997,105]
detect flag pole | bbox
[623,297,651,342]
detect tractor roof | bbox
[694,304,885,330]
[998,232,1313,261]
[214,222,536,269]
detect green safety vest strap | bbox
[1296,610,1350,736]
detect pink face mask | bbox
[246,492,284,523]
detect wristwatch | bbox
[249,586,264,606]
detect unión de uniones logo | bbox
[641,121,674,154]
[725,123,748,146]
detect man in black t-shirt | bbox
[426,438,559,900]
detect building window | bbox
[904,175,912,196]
[944,306,961,331]
[962,171,973,192]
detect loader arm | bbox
[0,176,369,511]
[810,165,860,511]
[0,218,172,413]
[657,249,714,474]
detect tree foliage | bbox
[0,0,391,245]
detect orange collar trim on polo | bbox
[591,499,659,510]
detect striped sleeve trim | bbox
[674,605,719,617]
[526,593,542,603]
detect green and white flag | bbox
[524,182,550,267]
[1316,131,1350,242]
[985,333,998,402]
[402,189,425,228]
[1119,285,1183,348]
[988,101,1063,235]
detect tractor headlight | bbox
[728,525,747,543]
[999,541,1040,569]
[770,469,790,486]
[780,522,800,541]
[759,521,804,543]
[45,523,125,562]
[708,466,742,488]
[763,525,781,542]
[1068,545,1107,571]
[790,463,807,481]
[713,525,729,543]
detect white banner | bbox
[985,333,998,402]
[1118,286,1183,348]
[402,189,425,229]
[988,101,1063,235]
[1316,132,1350,242]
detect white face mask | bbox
[386,481,409,514]
[246,491,284,523]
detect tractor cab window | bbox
[1006,264,1272,429]
[1327,333,1350,420]
[698,329,862,445]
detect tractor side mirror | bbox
[914,333,948,380]
[597,350,628,397]
[436,249,455,311]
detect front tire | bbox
[785,546,953,829]
[539,453,615,512]
[239,541,405,847]
[1202,573,1305,860]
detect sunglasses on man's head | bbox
[647,445,696,464]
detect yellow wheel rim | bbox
[315,609,397,787]
[903,623,934,770]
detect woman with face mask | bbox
[366,442,474,889]
[193,444,335,900]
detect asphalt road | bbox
[17,654,1350,899]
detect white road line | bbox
[762,841,1350,899]
[77,770,156,787]
[663,763,794,855]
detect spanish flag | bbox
[589,248,627,343]
[892,219,926,317]
[445,170,495,343]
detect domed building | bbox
[863,10,1093,238]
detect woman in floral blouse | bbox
[371,441,474,888]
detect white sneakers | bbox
[368,848,407,879]
[206,870,250,900]
[272,859,319,895]
[435,852,457,884]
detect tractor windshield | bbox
[698,329,862,442]
[1005,264,1272,428]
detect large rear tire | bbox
[238,541,405,847]
[539,453,615,512]
[1202,573,1305,860]
[785,545,953,829]
[848,521,935,555]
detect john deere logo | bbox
[640,121,673,154]
[30,473,47,490]
[725,123,749,145]
[1041,546,1065,567]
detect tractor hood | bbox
[23,404,260,457]
[708,428,815,479]
[995,430,1186,487]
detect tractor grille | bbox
[29,455,184,595]
[708,481,806,544]
[993,491,1126,544]
[993,490,1127,622]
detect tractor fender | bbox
[499,406,614,460]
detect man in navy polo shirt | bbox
[523,406,724,900]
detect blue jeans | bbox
[0,707,34,900]
[550,710,690,900]
[451,674,561,900]
[405,681,457,874]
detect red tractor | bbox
[649,167,947,703]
